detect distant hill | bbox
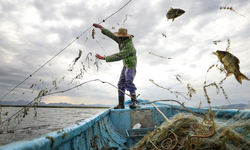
[0,100,111,107]
[46,102,75,106]
[209,103,249,109]
[0,100,46,106]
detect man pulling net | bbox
[93,23,138,109]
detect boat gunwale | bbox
[0,107,112,150]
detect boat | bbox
[0,99,250,150]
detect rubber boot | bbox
[129,94,138,109]
[114,96,125,109]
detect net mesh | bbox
[131,111,250,150]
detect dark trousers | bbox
[118,66,137,96]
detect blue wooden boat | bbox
[0,99,250,150]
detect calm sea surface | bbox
[0,107,106,146]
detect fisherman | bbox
[93,23,138,109]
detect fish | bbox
[215,50,250,84]
[166,7,185,21]
[73,49,82,65]
[92,28,95,39]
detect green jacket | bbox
[101,28,137,68]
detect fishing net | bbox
[131,111,250,150]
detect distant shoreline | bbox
[0,105,110,109]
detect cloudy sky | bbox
[0,0,250,108]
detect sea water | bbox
[0,107,106,145]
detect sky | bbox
[0,0,250,108]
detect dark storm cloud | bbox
[33,0,59,21]
[0,2,17,18]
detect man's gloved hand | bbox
[93,23,104,29]
[95,54,105,60]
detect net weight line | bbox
[0,0,133,102]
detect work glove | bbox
[95,54,105,60]
[93,23,104,29]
